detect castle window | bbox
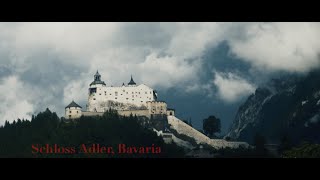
[132,99,134,101]
[69,111,71,113]
[77,111,78,113]
[115,97,117,99]
[99,93,101,95]
[123,90,125,92]
[139,92,140,94]
[145,92,147,94]
[115,92,118,96]
[150,92,152,94]
[132,95,134,98]
[126,98,129,100]
[141,101,143,103]
[121,94,122,95]
[69,115,71,118]
[110,94,111,95]
[132,92,134,94]
[126,92,128,94]
[93,98,96,100]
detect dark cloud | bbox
[115,22,172,49]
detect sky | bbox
[0,22,319,133]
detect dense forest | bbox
[1,108,320,158]
[0,108,185,158]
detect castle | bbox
[65,71,249,150]
[65,71,175,120]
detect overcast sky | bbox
[0,22,319,133]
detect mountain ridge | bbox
[226,69,320,145]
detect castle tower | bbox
[65,100,82,119]
[90,70,106,87]
[128,75,137,87]
[87,71,106,112]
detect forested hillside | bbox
[0,108,185,158]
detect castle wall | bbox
[153,129,194,149]
[147,101,167,115]
[82,110,150,118]
[167,115,249,149]
[87,84,156,112]
[81,111,104,117]
[118,109,150,118]
[65,107,82,119]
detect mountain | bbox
[226,70,320,145]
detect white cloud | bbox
[227,22,320,73]
[213,72,256,103]
[164,22,227,58]
[137,53,201,89]
[0,76,34,124]
[63,79,89,106]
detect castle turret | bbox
[90,70,106,87]
[128,75,136,87]
[65,100,82,119]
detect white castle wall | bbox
[167,115,249,149]
[87,84,156,112]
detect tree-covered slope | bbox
[0,108,185,158]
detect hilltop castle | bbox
[65,71,174,120]
[64,71,249,150]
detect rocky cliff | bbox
[226,70,320,145]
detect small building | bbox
[167,108,175,116]
[147,101,167,115]
[65,100,82,119]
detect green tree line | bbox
[0,108,185,158]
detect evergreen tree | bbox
[203,115,221,138]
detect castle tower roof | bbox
[128,75,136,85]
[65,100,82,109]
[90,70,106,86]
